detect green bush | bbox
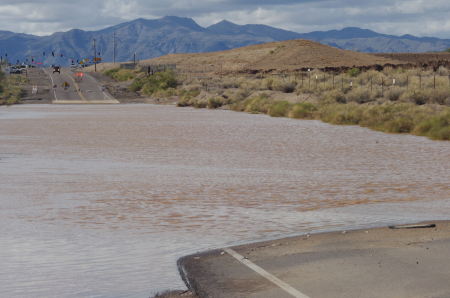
[346,88,373,104]
[273,81,296,93]
[386,86,403,101]
[129,77,145,92]
[268,101,292,117]
[321,90,346,104]
[104,68,136,81]
[414,111,450,140]
[140,71,178,96]
[0,71,23,105]
[207,97,224,109]
[289,102,317,119]
[348,68,361,77]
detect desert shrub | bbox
[321,89,346,103]
[385,86,404,101]
[414,111,450,140]
[437,66,449,76]
[104,68,136,81]
[176,88,201,107]
[289,102,317,119]
[234,94,272,113]
[401,90,428,105]
[318,103,364,125]
[263,78,275,90]
[221,77,241,89]
[346,87,373,103]
[429,89,450,105]
[177,98,192,107]
[129,77,145,92]
[268,101,292,117]
[348,68,361,77]
[0,71,23,105]
[141,71,178,96]
[207,97,224,109]
[193,101,207,108]
[152,88,177,98]
[382,116,415,133]
[273,81,296,93]
[234,88,252,101]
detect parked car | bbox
[9,67,22,74]
[53,66,61,73]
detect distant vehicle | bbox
[9,67,22,74]
[70,64,79,69]
[53,66,61,73]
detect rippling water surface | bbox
[0,104,449,297]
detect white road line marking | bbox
[44,69,58,101]
[224,248,310,298]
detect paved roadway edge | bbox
[176,220,443,297]
[224,248,311,298]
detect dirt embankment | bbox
[374,52,450,70]
[141,39,401,73]
[91,39,403,76]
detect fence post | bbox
[308,71,311,89]
[434,73,436,89]
[332,74,335,89]
[341,76,344,91]
[381,77,384,96]
[419,74,422,89]
[406,76,409,90]
[370,77,373,93]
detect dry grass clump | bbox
[318,102,450,139]
[268,101,292,117]
[0,72,26,105]
[346,87,374,104]
[289,102,317,119]
[104,68,137,81]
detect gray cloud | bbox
[0,0,449,38]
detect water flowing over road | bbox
[0,104,449,297]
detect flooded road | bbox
[0,104,449,297]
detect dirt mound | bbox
[374,52,450,69]
[141,39,400,73]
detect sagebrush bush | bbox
[385,86,403,101]
[0,71,24,105]
[104,68,136,81]
[289,102,317,119]
[140,71,178,96]
[268,101,292,117]
[234,94,272,114]
[414,111,450,140]
[273,80,296,93]
[348,68,361,77]
[346,88,373,104]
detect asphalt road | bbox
[44,67,119,103]
[179,221,450,298]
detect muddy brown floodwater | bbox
[0,104,449,297]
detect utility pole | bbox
[113,32,116,64]
[93,38,97,72]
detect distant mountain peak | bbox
[1,16,449,66]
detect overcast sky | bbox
[1,0,450,38]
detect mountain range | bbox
[1,16,450,65]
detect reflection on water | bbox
[0,104,449,297]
